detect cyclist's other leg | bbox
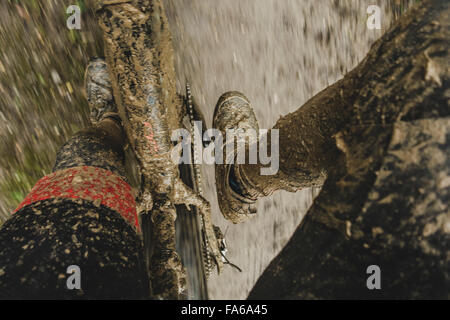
[0,61,150,299]
[213,88,343,223]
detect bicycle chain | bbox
[185,83,222,277]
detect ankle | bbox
[96,114,126,148]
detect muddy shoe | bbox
[85,58,119,125]
[213,91,261,223]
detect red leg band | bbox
[14,166,140,233]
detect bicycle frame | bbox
[95,0,223,299]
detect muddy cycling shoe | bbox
[85,58,119,125]
[213,91,261,224]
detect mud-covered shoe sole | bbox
[85,58,118,125]
[213,91,260,224]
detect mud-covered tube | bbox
[96,0,180,166]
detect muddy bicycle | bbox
[94,0,229,299]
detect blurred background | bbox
[0,0,415,299]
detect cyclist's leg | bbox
[246,0,449,298]
[0,59,150,298]
[236,86,343,196]
[0,118,149,299]
[213,88,342,223]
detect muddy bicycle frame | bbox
[95,0,223,299]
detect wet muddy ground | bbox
[0,0,413,299]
